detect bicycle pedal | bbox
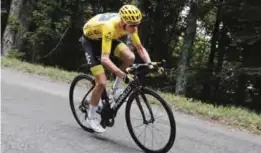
[107,118,114,127]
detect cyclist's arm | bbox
[131,31,151,63]
[100,25,125,78]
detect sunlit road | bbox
[2,68,261,153]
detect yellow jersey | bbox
[83,13,141,54]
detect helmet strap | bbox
[123,24,127,30]
[119,20,127,30]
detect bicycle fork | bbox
[135,93,155,124]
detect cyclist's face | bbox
[125,24,139,33]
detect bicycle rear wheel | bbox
[69,74,95,133]
[125,87,176,153]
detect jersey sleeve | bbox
[131,31,141,46]
[101,24,114,55]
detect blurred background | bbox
[1,0,261,112]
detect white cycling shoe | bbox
[86,105,105,133]
[86,117,105,133]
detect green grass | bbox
[162,93,261,134]
[1,57,78,82]
[2,57,261,135]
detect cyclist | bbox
[81,4,152,133]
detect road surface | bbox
[1,68,261,153]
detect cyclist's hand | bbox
[123,74,134,84]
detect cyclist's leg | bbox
[111,40,135,91]
[81,38,104,106]
[113,40,135,70]
[81,36,106,132]
[90,69,107,106]
[81,37,107,106]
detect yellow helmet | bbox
[119,5,142,25]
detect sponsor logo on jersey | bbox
[104,32,112,40]
[85,52,92,64]
[87,30,101,36]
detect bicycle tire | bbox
[69,73,95,133]
[125,87,176,153]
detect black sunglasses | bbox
[129,24,139,28]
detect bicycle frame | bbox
[80,60,166,125]
[80,77,138,113]
[101,79,140,118]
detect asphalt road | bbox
[1,68,261,153]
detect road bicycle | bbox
[69,60,176,153]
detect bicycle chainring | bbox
[100,103,114,128]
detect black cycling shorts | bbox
[80,36,127,76]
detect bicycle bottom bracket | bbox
[107,118,115,127]
[100,103,114,128]
[100,116,114,127]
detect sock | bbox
[88,104,97,119]
[113,76,123,89]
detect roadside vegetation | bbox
[2,57,261,135]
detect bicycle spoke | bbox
[151,125,167,142]
[155,120,170,126]
[148,125,161,149]
[143,125,147,146]
[75,102,83,109]
[152,131,160,146]
[154,114,166,120]
[139,122,170,150]
[151,124,162,148]
[133,123,146,129]
[137,126,147,139]
[153,132,159,145]
[151,123,154,149]
[76,109,82,117]
[154,104,164,120]
[131,117,143,120]
[152,125,168,134]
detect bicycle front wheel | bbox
[125,87,176,153]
